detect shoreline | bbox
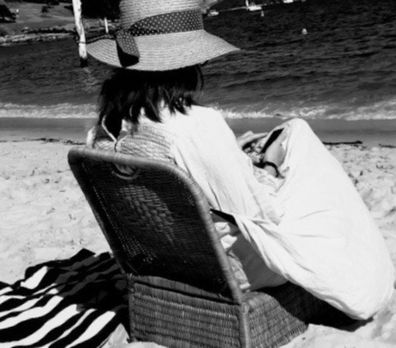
[228,117,396,147]
[1,116,396,147]
[0,32,72,46]
[0,1,112,46]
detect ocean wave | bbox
[0,103,97,119]
[218,98,396,121]
[1,98,396,122]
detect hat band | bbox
[125,9,203,36]
[88,9,204,68]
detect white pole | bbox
[104,17,109,34]
[72,0,88,67]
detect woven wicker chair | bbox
[68,147,350,348]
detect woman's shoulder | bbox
[189,105,223,119]
[86,124,116,151]
[187,105,230,131]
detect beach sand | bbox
[1,131,396,347]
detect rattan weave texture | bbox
[130,282,242,347]
[70,148,238,299]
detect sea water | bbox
[0,0,395,122]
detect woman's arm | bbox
[238,130,286,177]
[236,131,268,149]
[261,129,287,168]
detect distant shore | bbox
[0,1,111,46]
[0,31,72,45]
[0,21,111,46]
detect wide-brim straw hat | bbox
[87,0,239,71]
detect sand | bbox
[0,140,109,283]
[1,136,396,347]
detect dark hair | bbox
[98,65,203,137]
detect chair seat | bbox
[129,277,350,348]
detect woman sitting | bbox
[86,0,394,320]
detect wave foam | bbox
[216,97,396,121]
[1,98,396,121]
[0,103,97,119]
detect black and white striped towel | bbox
[0,249,128,348]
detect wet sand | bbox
[1,116,396,146]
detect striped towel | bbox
[0,249,128,348]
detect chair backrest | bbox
[68,147,242,302]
